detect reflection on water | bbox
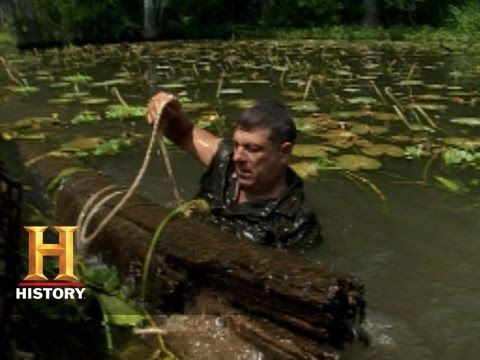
[1,40,480,359]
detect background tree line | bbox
[0,0,479,47]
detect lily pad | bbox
[450,117,480,127]
[227,99,256,108]
[62,74,92,84]
[334,110,370,119]
[406,103,447,111]
[289,101,320,113]
[443,137,480,150]
[360,143,405,158]
[336,154,382,171]
[8,85,40,94]
[220,88,243,95]
[292,144,330,158]
[159,83,186,90]
[105,105,145,119]
[81,97,110,105]
[346,97,377,106]
[49,82,70,89]
[71,112,102,125]
[61,137,104,151]
[398,80,424,86]
[48,98,76,105]
[92,138,134,156]
[182,102,211,112]
[290,161,318,179]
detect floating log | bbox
[19,142,366,359]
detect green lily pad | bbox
[220,88,243,95]
[48,98,76,105]
[292,144,329,158]
[289,101,320,113]
[92,138,134,156]
[49,82,70,89]
[398,80,424,86]
[71,112,102,124]
[230,79,270,85]
[8,85,40,94]
[61,137,104,151]
[62,74,92,84]
[290,161,318,179]
[443,137,480,150]
[346,97,377,106]
[105,105,145,119]
[336,154,382,171]
[61,91,90,99]
[334,110,370,119]
[182,102,211,112]
[406,103,447,111]
[450,117,480,127]
[227,99,256,108]
[360,143,405,158]
[81,97,110,105]
[159,83,186,90]
[91,79,132,87]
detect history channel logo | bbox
[16,226,85,300]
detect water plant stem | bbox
[370,81,387,105]
[302,75,313,101]
[111,86,129,107]
[393,105,413,130]
[414,105,440,130]
[344,171,387,204]
[158,134,182,207]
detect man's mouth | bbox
[236,167,252,180]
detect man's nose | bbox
[233,147,246,162]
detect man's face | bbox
[232,127,292,194]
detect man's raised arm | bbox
[146,92,221,167]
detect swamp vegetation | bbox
[1,36,480,359]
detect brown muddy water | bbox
[1,40,480,359]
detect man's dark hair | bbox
[236,100,297,144]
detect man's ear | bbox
[280,142,293,163]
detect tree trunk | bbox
[362,0,379,27]
[261,0,275,28]
[12,0,43,47]
[143,0,159,40]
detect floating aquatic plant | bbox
[336,154,382,171]
[71,112,102,125]
[92,138,134,156]
[62,73,93,84]
[105,105,145,119]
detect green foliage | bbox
[77,263,145,326]
[443,147,479,165]
[71,112,102,125]
[92,138,134,156]
[405,144,425,159]
[0,31,17,53]
[448,0,480,34]
[105,105,145,120]
[32,0,141,43]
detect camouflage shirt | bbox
[196,140,321,248]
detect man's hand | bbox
[146,91,183,126]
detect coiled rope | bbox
[77,98,179,247]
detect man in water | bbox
[146,92,321,248]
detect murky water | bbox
[1,40,480,359]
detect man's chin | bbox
[237,178,255,189]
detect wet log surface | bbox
[19,142,366,359]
